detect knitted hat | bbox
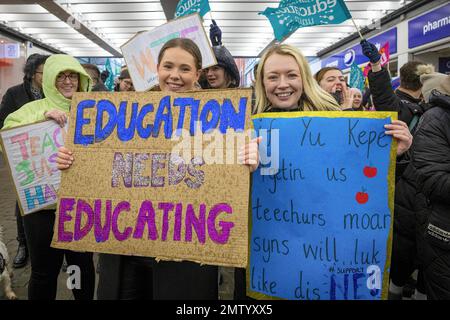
[417,64,450,102]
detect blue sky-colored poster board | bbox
[248,111,397,300]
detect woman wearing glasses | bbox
[2,54,95,300]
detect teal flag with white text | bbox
[174,0,211,19]
[350,62,365,92]
[104,58,114,91]
[260,0,352,41]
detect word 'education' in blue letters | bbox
[74,96,248,145]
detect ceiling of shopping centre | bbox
[0,0,413,58]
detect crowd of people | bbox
[1,20,450,300]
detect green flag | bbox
[174,0,211,19]
[104,58,114,91]
[260,0,352,41]
[350,62,365,92]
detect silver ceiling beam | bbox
[36,0,122,57]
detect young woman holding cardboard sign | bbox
[234,44,413,300]
[57,38,259,300]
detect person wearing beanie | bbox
[419,65,450,103]
[201,20,240,90]
[202,46,240,89]
[409,66,450,299]
[114,68,134,92]
[0,53,49,270]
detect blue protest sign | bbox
[260,0,352,41]
[174,0,211,19]
[408,3,450,49]
[249,112,397,300]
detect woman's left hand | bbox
[384,120,413,156]
[239,136,262,173]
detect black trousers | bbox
[15,202,26,245]
[119,256,218,300]
[23,210,95,300]
[390,197,427,293]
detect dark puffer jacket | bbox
[413,91,450,244]
[411,91,450,299]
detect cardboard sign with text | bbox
[0,120,67,215]
[51,89,252,267]
[121,13,216,92]
[248,112,397,300]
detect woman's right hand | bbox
[44,109,67,127]
[56,146,74,170]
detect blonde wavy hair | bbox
[255,44,340,114]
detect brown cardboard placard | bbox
[51,89,253,267]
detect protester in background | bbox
[411,66,450,300]
[56,38,259,300]
[361,39,430,300]
[100,70,110,84]
[0,53,49,269]
[343,87,365,111]
[2,54,95,300]
[114,68,134,92]
[314,67,353,109]
[82,63,109,91]
[201,19,240,90]
[361,40,429,126]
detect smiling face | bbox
[119,78,133,91]
[55,70,79,99]
[262,53,303,110]
[319,69,346,93]
[352,89,362,108]
[157,47,200,92]
[205,65,227,89]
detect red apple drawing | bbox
[356,191,369,204]
[363,166,377,178]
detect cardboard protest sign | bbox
[0,120,67,215]
[248,112,397,300]
[51,89,252,267]
[121,13,216,92]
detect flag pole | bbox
[350,16,364,40]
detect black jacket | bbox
[0,80,40,129]
[367,67,429,127]
[413,92,450,248]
